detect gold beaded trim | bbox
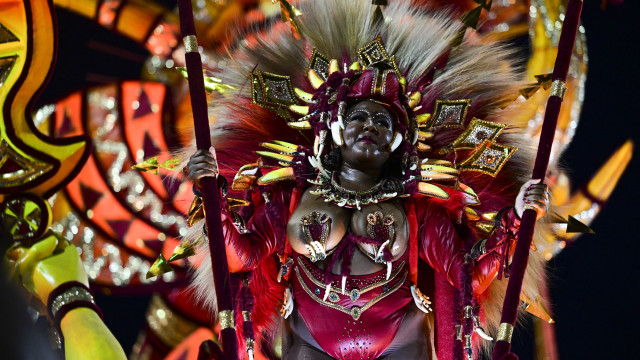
[145,295,200,348]
[497,322,514,343]
[183,35,198,53]
[298,257,405,295]
[294,266,407,320]
[219,310,235,330]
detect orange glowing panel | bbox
[116,1,161,43]
[53,0,99,19]
[123,218,169,258]
[165,328,216,360]
[145,20,180,57]
[64,154,178,260]
[65,155,133,239]
[97,0,123,27]
[121,81,172,200]
[54,92,84,137]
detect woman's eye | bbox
[376,119,391,128]
[349,115,364,122]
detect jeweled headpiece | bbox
[251,39,419,154]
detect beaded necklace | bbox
[308,172,399,210]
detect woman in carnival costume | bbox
[4,0,554,359]
[185,0,550,358]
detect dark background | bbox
[35,1,639,359]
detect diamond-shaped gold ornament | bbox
[459,139,517,176]
[308,49,330,81]
[357,39,391,67]
[262,73,296,106]
[427,99,471,129]
[250,71,298,120]
[441,118,507,154]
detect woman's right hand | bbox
[187,146,219,188]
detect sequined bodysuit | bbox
[291,251,412,360]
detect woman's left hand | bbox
[515,179,550,220]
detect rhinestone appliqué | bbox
[266,79,294,102]
[444,118,507,154]
[429,99,471,129]
[350,306,362,320]
[309,49,330,80]
[459,139,517,176]
[329,292,340,303]
[474,148,504,170]
[350,289,361,302]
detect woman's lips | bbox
[358,136,376,143]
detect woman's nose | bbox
[362,118,379,134]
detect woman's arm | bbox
[222,188,291,272]
[188,148,292,273]
[418,181,549,293]
[417,203,518,292]
[417,204,467,289]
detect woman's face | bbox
[340,100,395,170]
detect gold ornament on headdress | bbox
[459,139,517,177]
[426,99,471,129]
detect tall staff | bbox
[176,0,238,359]
[492,0,583,358]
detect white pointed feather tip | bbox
[390,133,403,152]
[331,121,343,146]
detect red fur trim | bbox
[247,257,287,339]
